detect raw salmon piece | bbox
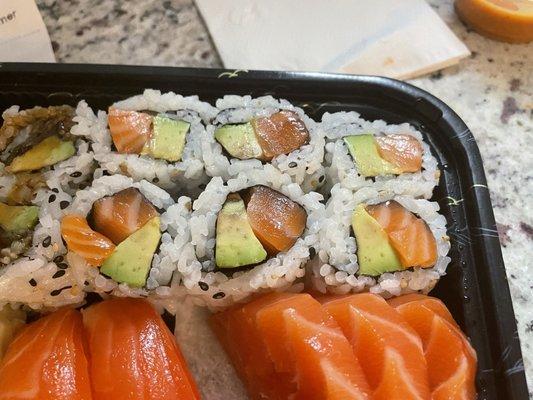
[366,200,437,268]
[390,295,477,400]
[91,187,159,245]
[375,134,423,173]
[322,293,431,400]
[108,108,152,154]
[83,298,200,400]
[0,308,92,400]
[255,293,371,399]
[243,185,307,255]
[252,110,309,160]
[61,214,115,266]
[211,292,296,400]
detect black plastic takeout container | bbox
[0,63,528,399]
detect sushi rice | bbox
[312,183,451,297]
[322,111,440,198]
[88,89,217,196]
[202,95,326,192]
[171,165,324,308]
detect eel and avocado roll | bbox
[203,95,325,192]
[312,184,450,296]
[57,174,192,297]
[0,102,97,205]
[321,111,439,198]
[92,89,216,196]
[178,166,323,308]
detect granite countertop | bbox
[37,0,532,391]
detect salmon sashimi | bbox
[83,298,199,400]
[322,293,431,400]
[389,295,477,400]
[61,214,115,266]
[366,200,437,268]
[252,111,309,160]
[210,292,297,400]
[375,134,423,173]
[91,187,159,244]
[243,185,307,255]
[255,293,371,399]
[0,308,92,400]
[108,108,152,154]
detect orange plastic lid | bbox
[455,0,533,43]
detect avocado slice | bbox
[344,135,400,177]
[214,123,264,160]
[352,204,402,276]
[215,193,267,268]
[100,216,161,287]
[0,305,25,360]
[6,136,76,173]
[0,203,39,234]
[141,115,189,162]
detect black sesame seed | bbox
[54,255,64,263]
[102,170,111,176]
[42,236,52,247]
[52,188,59,193]
[84,281,89,286]
[60,201,70,210]
[29,278,37,287]
[309,247,316,258]
[198,281,209,291]
[212,291,225,299]
[52,270,66,279]
[57,263,68,270]
[70,171,82,178]
[50,285,72,296]
[153,177,159,183]
[48,194,56,203]
[318,175,325,183]
[288,161,297,168]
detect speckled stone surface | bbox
[37,0,532,391]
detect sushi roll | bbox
[202,95,326,192]
[178,165,323,308]
[322,111,439,198]
[89,89,217,196]
[0,101,97,205]
[312,184,450,297]
[52,174,191,297]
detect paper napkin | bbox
[0,0,55,62]
[195,0,470,79]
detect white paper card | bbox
[195,0,470,79]
[0,0,55,62]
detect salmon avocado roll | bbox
[321,111,439,198]
[40,174,193,298]
[178,165,324,308]
[203,95,326,192]
[313,185,450,296]
[89,89,216,196]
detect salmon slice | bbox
[83,298,200,400]
[108,108,152,154]
[366,200,437,268]
[389,295,477,400]
[252,110,309,160]
[322,293,431,400]
[375,134,423,173]
[61,214,115,266]
[255,293,371,399]
[0,308,92,400]
[210,292,297,400]
[91,187,159,245]
[243,185,307,255]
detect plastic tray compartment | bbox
[0,63,528,399]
